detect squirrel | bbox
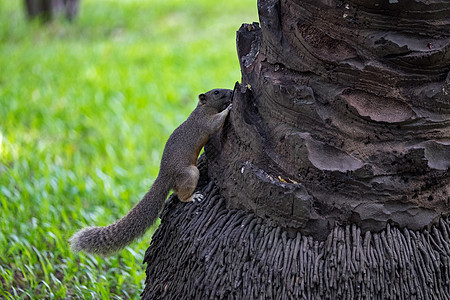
[69,89,233,256]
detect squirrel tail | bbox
[69,175,171,256]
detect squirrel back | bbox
[69,89,232,256]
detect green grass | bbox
[0,0,257,298]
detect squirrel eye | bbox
[213,90,219,95]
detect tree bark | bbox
[143,0,450,298]
[208,0,450,239]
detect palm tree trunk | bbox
[143,0,450,298]
[24,0,79,21]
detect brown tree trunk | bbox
[143,0,450,298]
[24,0,79,22]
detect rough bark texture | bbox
[143,0,450,298]
[207,0,450,239]
[24,0,79,21]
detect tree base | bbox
[142,161,450,299]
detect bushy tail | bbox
[69,176,171,256]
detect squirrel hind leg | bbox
[191,192,204,202]
[174,165,199,202]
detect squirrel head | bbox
[198,89,233,111]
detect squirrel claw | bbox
[191,192,204,202]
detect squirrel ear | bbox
[198,93,207,104]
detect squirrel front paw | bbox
[227,103,233,110]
